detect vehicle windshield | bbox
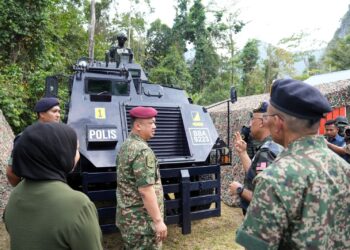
[86,78,130,96]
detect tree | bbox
[110,0,153,64]
[278,32,324,78]
[239,39,262,95]
[187,0,219,92]
[323,35,350,71]
[149,45,191,90]
[190,37,219,92]
[196,76,231,105]
[0,0,52,66]
[219,13,244,89]
[144,19,172,70]
[85,0,113,60]
[111,12,146,63]
[172,0,190,52]
[0,0,88,133]
[307,54,322,76]
[262,44,295,92]
[88,0,96,61]
[0,65,30,133]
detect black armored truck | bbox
[45,38,231,234]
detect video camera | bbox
[335,116,349,137]
[344,126,350,142]
[240,125,251,143]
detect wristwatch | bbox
[236,185,244,197]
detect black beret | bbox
[270,79,332,119]
[253,101,269,113]
[34,97,60,113]
[130,106,157,119]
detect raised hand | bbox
[234,131,247,154]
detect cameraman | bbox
[335,116,349,137]
[326,125,350,163]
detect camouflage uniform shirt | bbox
[236,135,350,249]
[116,133,164,247]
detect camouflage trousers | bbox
[119,229,162,250]
[117,207,162,250]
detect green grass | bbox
[163,203,244,250]
[1,203,244,250]
[102,202,244,250]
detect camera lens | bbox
[345,128,350,136]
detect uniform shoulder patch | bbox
[145,150,156,168]
[256,162,268,171]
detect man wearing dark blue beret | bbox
[236,79,350,249]
[33,97,61,122]
[7,97,61,186]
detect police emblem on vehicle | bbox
[86,125,118,149]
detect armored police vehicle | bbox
[45,39,227,234]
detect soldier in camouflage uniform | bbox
[229,101,283,215]
[116,106,167,249]
[236,79,350,249]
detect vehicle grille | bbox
[125,105,190,159]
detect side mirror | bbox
[230,86,237,103]
[45,76,59,98]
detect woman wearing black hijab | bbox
[4,122,103,250]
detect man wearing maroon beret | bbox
[116,106,167,249]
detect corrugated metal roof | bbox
[304,69,350,86]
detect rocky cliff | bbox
[327,4,350,49]
[0,109,14,217]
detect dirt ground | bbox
[0,202,244,250]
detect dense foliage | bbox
[0,0,88,134]
[0,0,349,133]
[324,34,350,71]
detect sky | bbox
[121,0,349,51]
